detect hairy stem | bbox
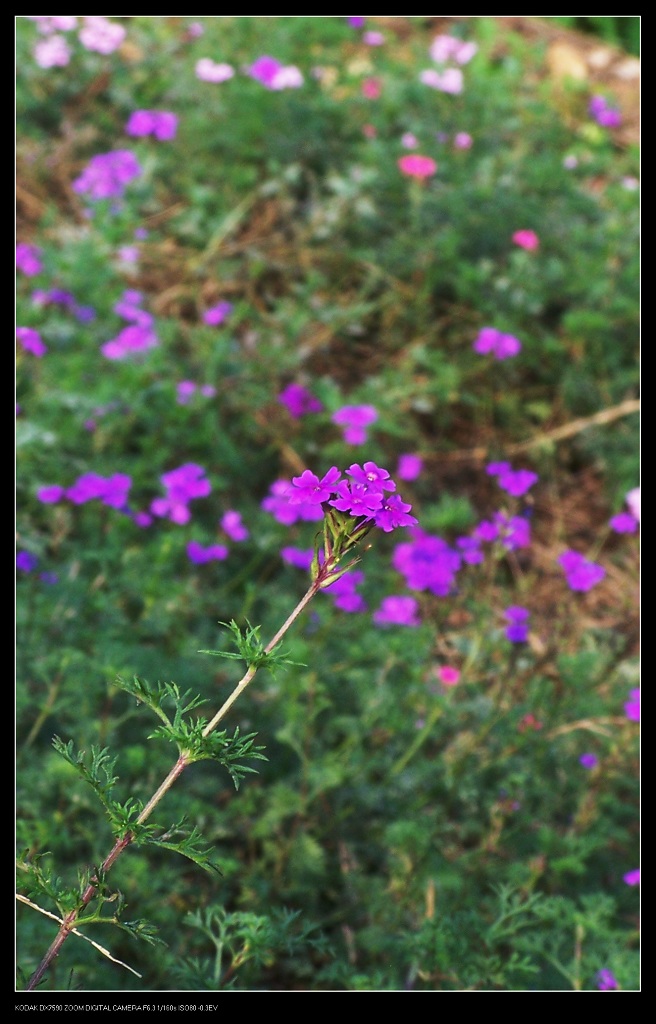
[25,581,319,991]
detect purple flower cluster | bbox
[17,327,47,357]
[262,481,325,526]
[373,595,420,627]
[579,753,599,769]
[332,405,378,445]
[558,550,606,592]
[473,326,522,360]
[505,605,530,643]
[290,464,417,533]
[101,290,157,360]
[487,461,538,497]
[475,512,531,551]
[278,383,323,418]
[72,150,142,202]
[16,243,43,277]
[597,969,619,991]
[28,16,126,68]
[396,453,423,481]
[623,868,640,886]
[589,95,622,128]
[150,463,211,525]
[38,472,132,510]
[125,110,178,141]
[247,55,303,90]
[392,530,461,596]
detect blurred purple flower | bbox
[324,570,367,613]
[221,510,249,542]
[373,595,420,627]
[487,462,539,497]
[623,868,640,886]
[37,485,65,504]
[609,512,638,534]
[126,110,177,141]
[16,243,43,276]
[505,605,530,643]
[72,150,142,201]
[248,55,303,90]
[203,301,233,326]
[187,541,229,565]
[625,487,640,522]
[17,551,39,573]
[17,327,47,357]
[101,324,158,360]
[151,463,211,524]
[397,453,423,481]
[278,383,323,417]
[332,404,378,444]
[392,531,461,596]
[473,326,522,360]
[624,688,640,722]
[78,16,126,54]
[262,480,324,525]
[374,494,418,533]
[559,550,606,592]
[281,546,315,570]
[579,753,598,769]
[597,969,618,991]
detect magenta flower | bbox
[247,55,303,90]
[126,110,177,141]
[624,688,640,722]
[278,383,323,417]
[453,131,473,150]
[559,550,606,592]
[332,404,378,444]
[623,868,640,886]
[473,326,522,360]
[512,229,540,251]
[37,485,65,504]
[393,531,461,596]
[609,512,638,534]
[290,467,342,505]
[625,487,640,522]
[579,753,598,769]
[397,154,437,180]
[437,665,460,687]
[16,243,43,276]
[203,301,233,326]
[589,95,622,128]
[373,595,420,627]
[429,34,478,65]
[596,969,619,991]
[456,535,484,565]
[17,327,47,357]
[363,31,384,46]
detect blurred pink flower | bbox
[362,77,382,99]
[398,154,437,181]
[512,229,540,251]
[437,665,460,687]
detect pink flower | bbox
[361,77,382,99]
[203,301,233,326]
[419,68,463,94]
[624,688,640,722]
[625,487,640,522]
[512,229,540,251]
[453,132,473,150]
[195,59,234,83]
[398,155,437,181]
[623,868,640,886]
[17,327,47,357]
[437,665,460,687]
